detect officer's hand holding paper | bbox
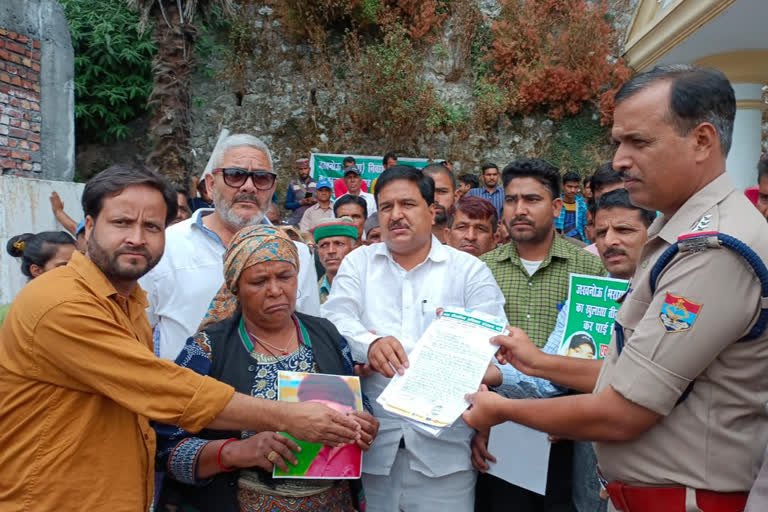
[376,307,508,434]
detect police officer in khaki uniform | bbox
[462,65,768,512]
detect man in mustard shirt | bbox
[0,164,361,511]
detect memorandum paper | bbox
[377,307,507,432]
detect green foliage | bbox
[541,109,609,174]
[348,23,444,140]
[426,101,469,131]
[361,0,382,23]
[196,14,231,79]
[60,0,155,144]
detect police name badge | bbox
[659,293,702,333]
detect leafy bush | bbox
[343,23,446,145]
[60,0,155,144]
[541,109,610,174]
[279,0,447,47]
[488,0,631,122]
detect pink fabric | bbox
[305,444,361,478]
[745,186,759,206]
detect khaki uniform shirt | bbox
[0,252,235,511]
[594,174,768,491]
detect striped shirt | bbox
[465,186,504,219]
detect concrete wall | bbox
[0,0,74,181]
[0,175,84,304]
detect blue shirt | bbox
[555,195,588,242]
[465,186,504,219]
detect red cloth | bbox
[744,186,759,206]
[333,179,368,198]
[607,481,748,512]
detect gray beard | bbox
[213,187,267,230]
[218,203,266,230]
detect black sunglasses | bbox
[212,168,276,190]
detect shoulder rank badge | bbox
[659,293,702,332]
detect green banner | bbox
[559,274,629,360]
[309,153,430,192]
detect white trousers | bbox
[362,447,476,512]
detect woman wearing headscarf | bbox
[155,225,378,512]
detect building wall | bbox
[0,0,74,181]
[0,28,42,174]
[0,175,84,304]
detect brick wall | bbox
[0,28,42,175]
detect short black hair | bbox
[175,186,190,204]
[374,165,434,206]
[333,194,368,219]
[614,64,735,156]
[595,188,656,227]
[422,163,457,191]
[501,158,561,199]
[569,333,596,353]
[382,152,398,165]
[562,171,581,185]
[342,156,356,166]
[590,162,622,195]
[458,173,480,189]
[82,164,178,226]
[6,231,75,280]
[758,157,768,183]
[481,163,499,174]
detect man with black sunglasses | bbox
[140,134,321,360]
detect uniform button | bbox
[528,282,533,287]
[228,481,236,487]
[526,314,531,319]
[641,260,649,269]
[144,433,149,440]
[248,365,255,372]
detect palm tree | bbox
[127,0,234,185]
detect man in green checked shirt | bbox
[477,158,605,512]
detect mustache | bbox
[233,193,261,203]
[603,247,627,258]
[617,170,640,181]
[508,217,534,226]
[388,221,410,230]
[115,246,150,259]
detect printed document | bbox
[377,307,507,431]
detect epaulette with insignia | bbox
[677,231,720,253]
[692,213,712,232]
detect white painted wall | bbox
[0,176,85,304]
[726,83,765,191]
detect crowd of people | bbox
[2,64,768,512]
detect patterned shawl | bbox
[198,224,299,331]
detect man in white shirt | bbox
[322,165,506,512]
[140,134,320,360]
[339,165,377,215]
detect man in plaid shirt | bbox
[478,158,605,512]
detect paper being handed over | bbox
[377,307,507,432]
